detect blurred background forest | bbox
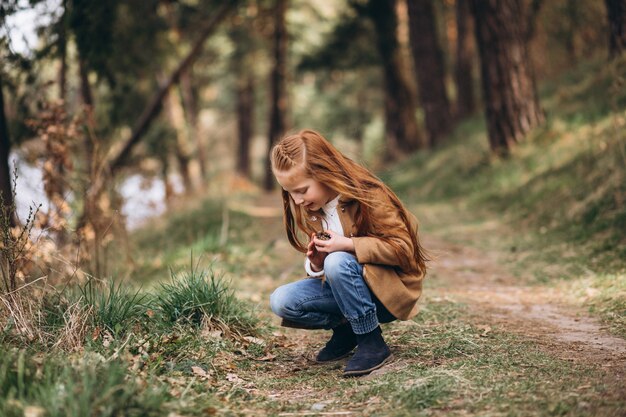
[1,0,625,321]
[1,1,626,415]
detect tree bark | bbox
[367,0,425,157]
[454,0,475,119]
[0,75,15,227]
[163,82,193,193]
[470,0,544,156]
[605,0,626,58]
[237,74,255,179]
[75,55,96,235]
[108,1,234,175]
[264,0,288,191]
[180,70,207,182]
[407,0,452,146]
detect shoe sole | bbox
[342,353,394,377]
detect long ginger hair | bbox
[270,129,427,275]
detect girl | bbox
[269,129,427,377]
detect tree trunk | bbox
[180,70,207,182]
[163,83,193,193]
[407,0,452,146]
[58,0,68,103]
[76,56,95,234]
[563,0,580,62]
[237,74,255,179]
[0,75,15,227]
[605,0,626,58]
[367,0,425,157]
[264,0,288,191]
[454,0,475,119]
[470,0,544,156]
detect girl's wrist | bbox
[344,237,355,253]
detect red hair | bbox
[270,129,427,274]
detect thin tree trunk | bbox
[407,0,452,146]
[0,75,15,227]
[454,0,475,119]
[108,2,234,175]
[264,0,288,191]
[605,0,626,58]
[470,0,544,156]
[565,0,580,62]
[76,57,95,234]
[368,0,425,158]
[164,84,193,193]
[180,70,207,182]
[237,74,254,179]
[58,0,68,103]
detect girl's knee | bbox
[270,285,295,318]
[324,252,358,281]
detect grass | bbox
[0,349,168,417]
[153,261,259,334]
[209,297,622,416]
[128,197,255,283]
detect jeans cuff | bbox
[348,310,379,334]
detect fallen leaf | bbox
[225,373,245,383]
[255,353,277,361]
[477,325,492,337]
[191,366,208,378]
[91,327,101,341]
[243,336,266,346]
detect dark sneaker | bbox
[315,323,357,363]
[343,326,392,377]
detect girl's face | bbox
[274,167,338,212]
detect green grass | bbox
[0,349,168,417]
[128,198,255,283]
[78,278,147,338]
[153,262,260,334]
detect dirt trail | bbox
[426,236,626,364]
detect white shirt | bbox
[304,195,344,277]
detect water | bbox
[11,151,179,230]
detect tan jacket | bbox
[306,190,424,320]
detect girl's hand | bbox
[313,230,355,254]
[307,233,327,271]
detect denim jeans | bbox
[269,251,396,334]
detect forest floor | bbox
[189,191,626,417]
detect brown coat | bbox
[306,190,424,320]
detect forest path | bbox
[425,236,626,362]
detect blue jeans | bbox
[270,252,396,334]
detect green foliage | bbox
[0,349,167,417]
[154,263,258,333]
